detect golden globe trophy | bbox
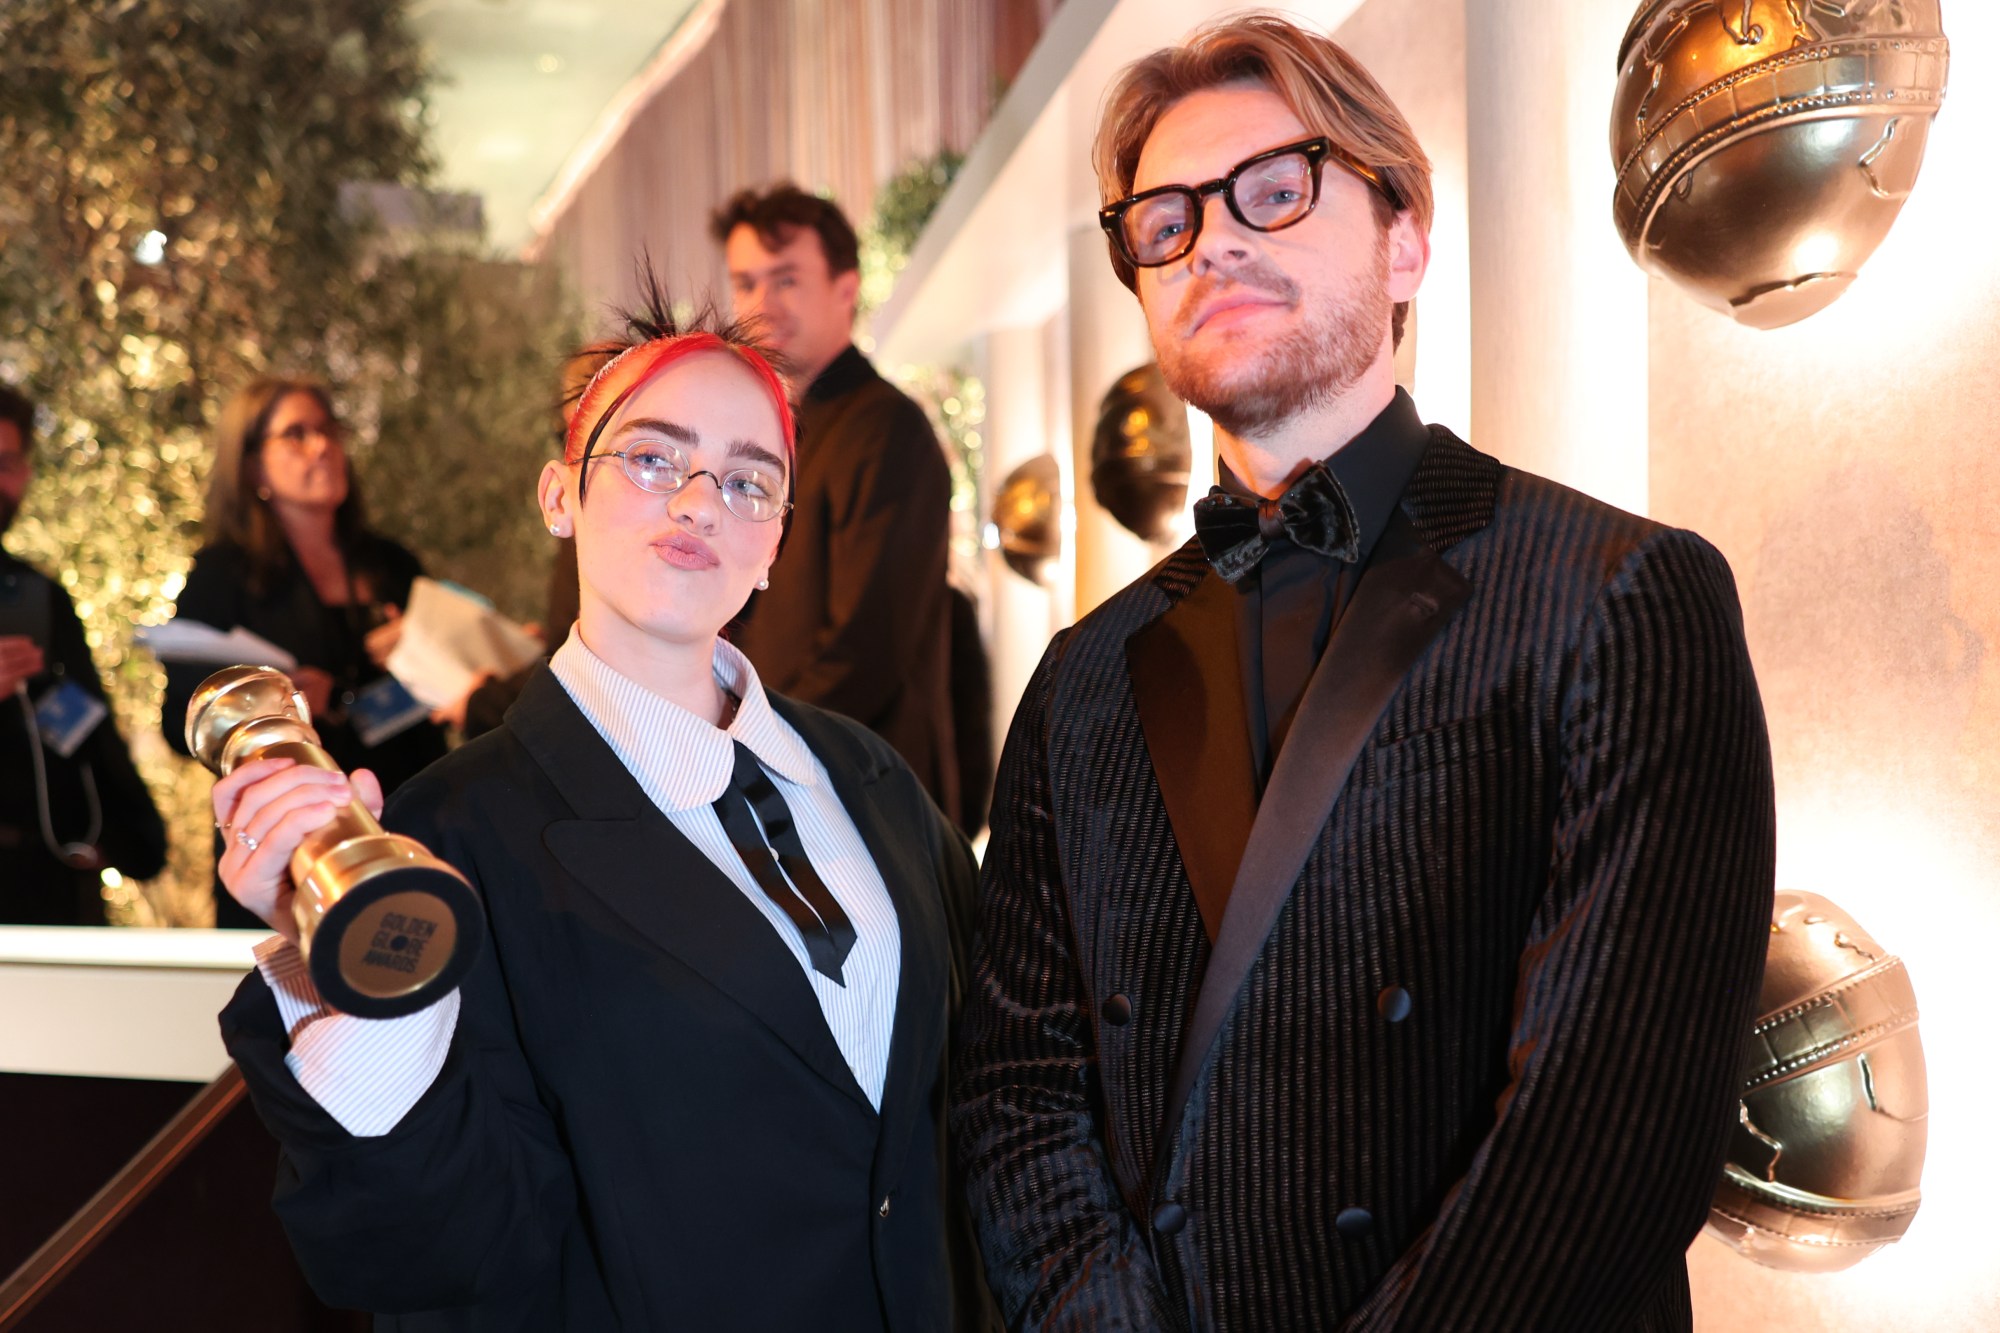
[186,664,484,1018]
[1706,890,1927,1272]
[1610,0,1950,328]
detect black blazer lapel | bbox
[773,698,951,1197]
[1156,511,1471,1169]
[508,670,871,1112]
[1125,564,1259,944]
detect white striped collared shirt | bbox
[255,633,902,1135]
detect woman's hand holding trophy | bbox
[213,756,384,945]
[188,664,484,1017]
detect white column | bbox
[1065,222,1158,615]
[981,321,1063,734]
[1465,0,1649,514]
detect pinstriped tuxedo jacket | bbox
[952,426,1776,1331]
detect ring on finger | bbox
[235,829,260,852]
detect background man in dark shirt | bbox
[711,185,963,825]
[0,384,165,924]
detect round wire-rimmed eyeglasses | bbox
[1098,135,1401,270]
[590,440,791,523]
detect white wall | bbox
[1647,6,2000,1326]
[1330,0,1471,442]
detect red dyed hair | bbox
[564,332,797,475]
[563,270,798,502]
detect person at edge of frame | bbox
[0,383,166,925]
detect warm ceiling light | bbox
[536,53,563,74]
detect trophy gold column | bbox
[187,664,484,1017]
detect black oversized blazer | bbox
[953,429,1777,1332]
[221,668,980,1332]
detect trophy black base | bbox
[305,866,485,1019]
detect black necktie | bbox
[1192,461,1361,584]
[711,740,857,985]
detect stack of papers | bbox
[134,621,297,670]
[386,577,544,709]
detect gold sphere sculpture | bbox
[1090,364,1191,545]
[1707,890,1928,1272]
[992,454,1062,586]
[1611,0,1950,328]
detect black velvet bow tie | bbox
[1192,462,1361,584]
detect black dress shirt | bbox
[1221,387,1431,785]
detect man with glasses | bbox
[954,14,1775,1330]
[710,185,966,829]
[0,384,166,923]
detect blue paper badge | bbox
[34,678,107,759]
[349,675,430,747]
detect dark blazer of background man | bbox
[0,385,166,924]
[712,185,960,825]
[952,16,1776,1333]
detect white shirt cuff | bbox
[251,935,462,1138]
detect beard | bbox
[1155,233,1392,439]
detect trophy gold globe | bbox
[187,664,484,1018]
[1706,890,1927,1271]
[1611,0,1950,328]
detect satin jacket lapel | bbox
[1156,512,1471,1167]
[773,697,950,1194]
[1125,566,1259,943]
[508,670,871,1111]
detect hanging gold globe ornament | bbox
[991,454,1063,586]
[1611,0,1950,329]
[1707,891,1928,1271]
[1091,364,1192,545]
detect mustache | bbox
[1174,260,1302,336]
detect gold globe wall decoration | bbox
[1611,0,1950,329]
[1089,364,1192,545]
[1707,890,1928,1272]
[990,454,1062,587]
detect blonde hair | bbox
[1093,11,1433,341]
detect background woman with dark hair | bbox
[162,376,446,927]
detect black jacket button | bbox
[1335,1207,1374,1239]
[1376,986,1413,1023]
[1101,993,1133,1026]
[1152,1201,1187,1236]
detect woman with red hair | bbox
[207,289,989,1331]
